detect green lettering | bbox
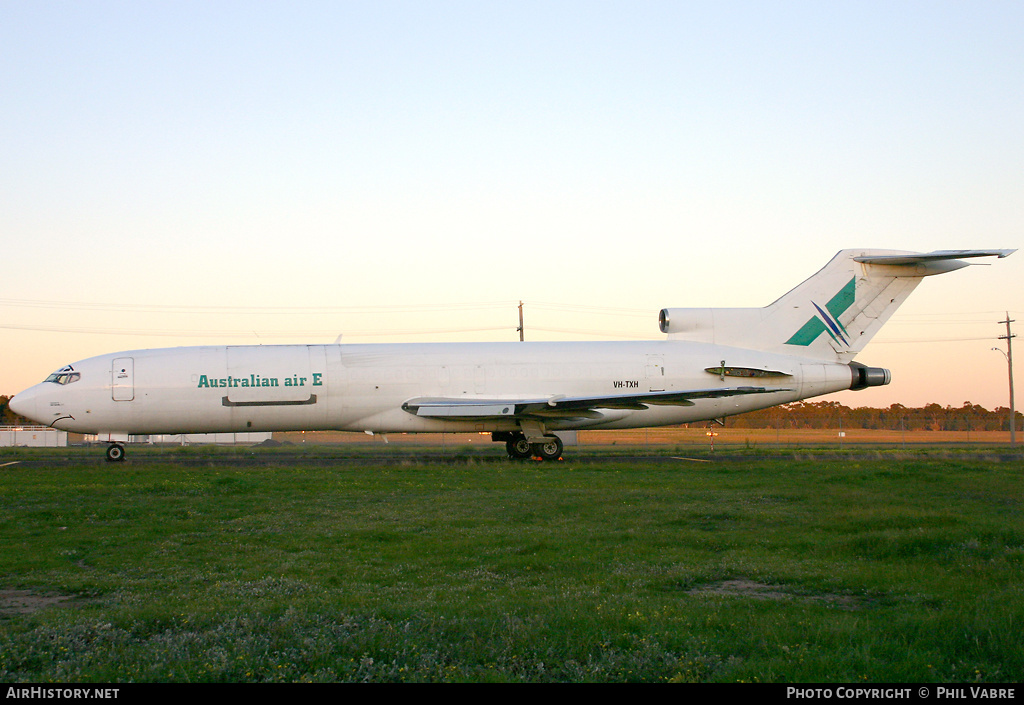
[198,375,209,388]
[312,373,323,386]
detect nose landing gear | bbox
[105,443,126,462]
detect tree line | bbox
[729,400,1022,432]
[1,395,27,424]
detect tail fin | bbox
[659,249,1014,361]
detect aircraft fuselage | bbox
[10,340,855,439]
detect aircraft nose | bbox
[8,387,41,424]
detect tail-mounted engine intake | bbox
[849,362,890,390]
[659,308,711,335]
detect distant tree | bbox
[1,395,28,424]
[730,400,1011,432]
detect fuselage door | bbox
[112,357,135,401]
[646,355,665,392]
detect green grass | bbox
[1,447,1022,682]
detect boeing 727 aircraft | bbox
[9,248,1014,461]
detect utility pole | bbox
[997,313,1016,446]
[517,301,524,342]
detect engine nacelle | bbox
[659,308,714,335]
[849,362,891,390]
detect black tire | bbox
[506,435,533,459]
[531,436,563,461]
[105,444,125,462]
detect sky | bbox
[2,1,1021,410]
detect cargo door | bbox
[224,346,319,407]
[112,357,135,401]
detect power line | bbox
[0,298,518,315]
[869,336,1004,344]
[529,302,654,317]
[528,326,656,340]
[0,323,512,339]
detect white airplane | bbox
[10,248,1014,462]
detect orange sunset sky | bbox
[3,3,1021,411]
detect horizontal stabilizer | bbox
[853,249,1015,265]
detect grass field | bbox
[1,445,1022,682]
[274,426,1020,449]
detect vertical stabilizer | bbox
[660,249,1014,362]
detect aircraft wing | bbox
[402,386,790,421]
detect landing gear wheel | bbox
[105,443,126,463]
[506,435,533,460]
[531,436,563,461]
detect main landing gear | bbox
[494,432,563,461]
[105,443,126,462]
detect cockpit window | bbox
[45,365,80,385]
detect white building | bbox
[0,426,68,447]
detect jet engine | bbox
[849,362,890,390]
[658,308,714,335]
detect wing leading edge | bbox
[402,386,790,421]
